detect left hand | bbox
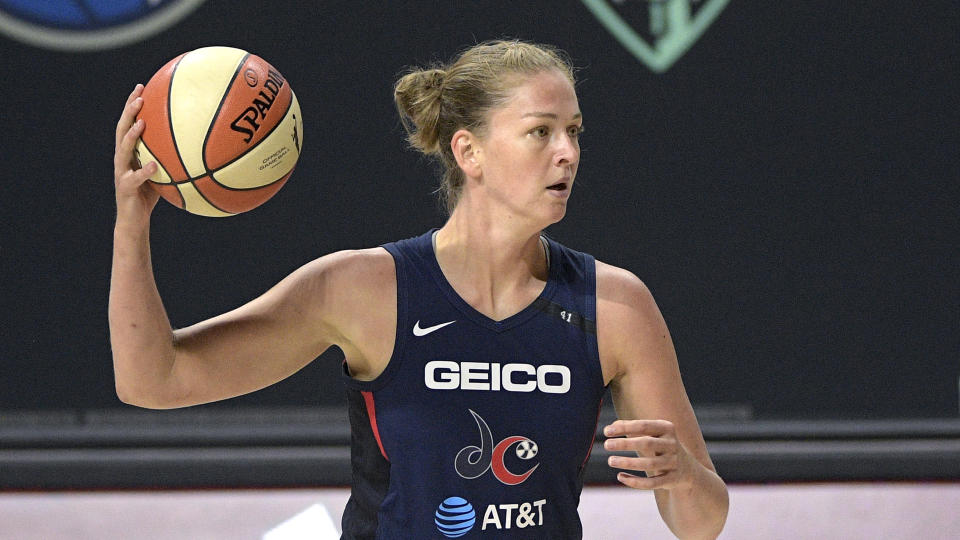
[603,419,699,490]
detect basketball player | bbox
[111,40,728,539]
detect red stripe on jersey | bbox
[361,390,389,461]
[581,397,604,469]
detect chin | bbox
[545,205,568,224]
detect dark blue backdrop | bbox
[0,0,956,419]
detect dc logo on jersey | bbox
[435,496,476,538]
[455,409,539,485]
[0,0,207,52]
[515,439,538,459]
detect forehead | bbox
[494,70,581,121]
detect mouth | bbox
[546,181,569,192]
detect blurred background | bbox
[0,0,957,537]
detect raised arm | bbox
[596,262,728,539]
[110,84,395,409]
[110,83,174,406]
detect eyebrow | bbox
[521,112,582,120]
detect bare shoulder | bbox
[595,260,670,384]
[307,247,396,294]
[298,247,397,379]
[292,247,396,327]
[595,260,659,322]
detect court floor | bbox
[2,482,959,539]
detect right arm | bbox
[110,83,174,407]
[110,85,393,408]
[111,243,356,408]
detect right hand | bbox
[114,84,160,229]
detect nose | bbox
[554,132,580,168]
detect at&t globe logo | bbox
[435,496,476,538]
[0,0,206,51]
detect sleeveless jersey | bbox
[340,230,606,539]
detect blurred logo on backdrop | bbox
[582,0,729,73]
[0,0,206,51]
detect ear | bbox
[451,128,482,179]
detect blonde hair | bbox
[394,39,576,213]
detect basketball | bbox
[135,46,303,216]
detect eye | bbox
[568,125,584,138]
[531,126,550,138]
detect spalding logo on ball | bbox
[135,46,303,216]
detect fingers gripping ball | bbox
[135,46,303,216]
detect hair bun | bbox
[393,67,446,156]
[426,68,445,90]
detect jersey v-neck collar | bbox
[424,229,559,333]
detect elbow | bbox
[663,472,729,540]
[115,380,148,408]
[113,370,138,406]
[114,379,155,409]
[717,489,731,539]
[704,509,729,540]
[112,345,182,409]
[678,507,728,540]
[114,380,134,406]
[701,481,730,540]
[114,376,181,410]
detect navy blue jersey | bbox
[341,230,606,539]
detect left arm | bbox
[596,261,728,539]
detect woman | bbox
[111,40,728,539]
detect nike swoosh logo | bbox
[413,320,456,337]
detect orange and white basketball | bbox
[135,46,303,216]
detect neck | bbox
[435,204,549,321]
